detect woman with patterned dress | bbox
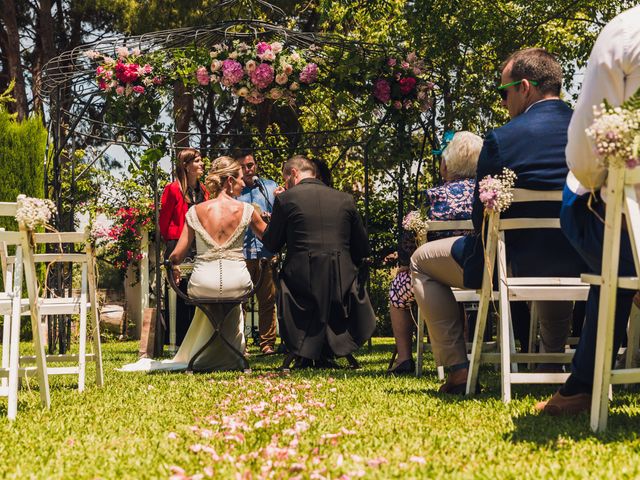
[387,132,483,374]
[121,157,267,372]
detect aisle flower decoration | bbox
[402,210,429,240]
[586,90,640,169]
[372,52,434,113]
[194,40,320,105]
[478,168,517,213]
[15,196,56,230]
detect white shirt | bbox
[565,5,640,195]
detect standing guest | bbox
[262,156,376,367]
[537,5,640,415]
[388,131,481,375]
[412,48,586,394]
[235,150,279,355]
[159,147,208,345]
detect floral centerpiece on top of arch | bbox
[85,47,165,126]
[371,52,435,115]
[194,40,320,105]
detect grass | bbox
[2,338,640,479]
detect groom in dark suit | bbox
[262,155,376,367]
[412,48,586,392]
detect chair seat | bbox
[581,273,640,290]
[18,297,89,315]
[507,285,589,301]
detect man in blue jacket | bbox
[412,48,586,393]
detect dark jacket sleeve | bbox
[349,197,370,265]
[261,195,287,253]
[471,131,502,232]
[159,182,176,242]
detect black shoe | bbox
[387,359,415,375]
[345,354,361,370]
[313,357,341,369]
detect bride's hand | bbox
[172,265,181,282]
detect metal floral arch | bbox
[39,10,437,352]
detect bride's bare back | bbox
[194,197,245,246]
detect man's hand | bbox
[172,265,181,283]
[274,186,286,196]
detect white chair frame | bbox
[0,205,50,420]
[582,165,640,432]
[415,219,480,377]
[466,189,590,402]
[6,229,104,391]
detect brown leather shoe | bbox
[535,391,591,416]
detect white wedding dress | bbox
[120,203,254,372]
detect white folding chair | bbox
[582,165,640,431]
[466,189,590,401]
[0,206,50,420]
[415,219,480,377]
[10,228,104,391]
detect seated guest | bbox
[159,148,209,345]
[412,48,586,393]
[388,131,482,374]
[537,5,640,415]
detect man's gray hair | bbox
[442,131,483,180]
[284,155,317,176]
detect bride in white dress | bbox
[120,156,267,372]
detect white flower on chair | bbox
[15,197,56,230]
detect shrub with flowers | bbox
[586,90,640,169]
[195,40,320,105]
[478,168,517,213]
[92,205,153,276]
[372,52,434,114]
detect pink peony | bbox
[221,59,244,86]
[96,66,105,75]
[115,86,125,95]
[399,77,417,95]
[387,58,397,67]
[152,76,163,85]
[256,42,271,55]
[142,64,152,74]
[401,61,410,70]
[299,63,318,84]
[250,63,275,90]
[114,61,139,83]
[373,79,391,103]
[98,80,108,91]
[196,66,210,85]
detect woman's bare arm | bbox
[249,208,268,240]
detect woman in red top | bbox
[160,148,209,255]
[159,147,208,345]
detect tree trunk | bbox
[0,0,28,120]
[173,80,193,148]
[32,0,56,116]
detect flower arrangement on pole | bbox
[586,89,640,170]
[402,209,429,244]
[195,40,320,105]
[372,52,434,115]
[478,168,517,213]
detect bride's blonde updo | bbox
[205,156,242,197]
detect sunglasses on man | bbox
[497,79,539,100]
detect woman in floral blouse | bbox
[388,131,483,374]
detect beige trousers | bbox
[411,236,574,368]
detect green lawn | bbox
[2,338,640,479]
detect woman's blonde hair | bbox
[205,156,241,197]
[175,147,201,203]
[442,131,483,180]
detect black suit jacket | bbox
[262,178,375,359]
[452,99,587,288]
